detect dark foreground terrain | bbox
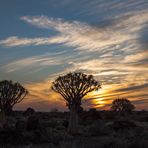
[0,109,148,148]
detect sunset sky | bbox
[0,0,148,111]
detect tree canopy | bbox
[51,72,101,110]
[0,80,28,114]
[111,98,135,112]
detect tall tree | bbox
[51,72,101,134]
[111,98,135,113]
[0,80,28,116]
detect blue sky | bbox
[0,0,148,111]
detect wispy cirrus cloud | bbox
[0,9,147,54]
[0,36,68,47]
[19,13,142,53]
[124,50,148,63]
[3,51,65,72]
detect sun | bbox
[84,89,107,108]
[85,85,113,108]
[93,98,107,107]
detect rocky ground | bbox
[0,109,148,148]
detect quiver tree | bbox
[51,72,101,134]
[111,98,135,114]
[0,80,28,116]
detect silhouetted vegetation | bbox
[23,107,35,116]
[111,98,135,113]
[0,80,28,118]
[0,110,147,148]
[0,74,147,148]
[51,72,101,134]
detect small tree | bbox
[0,80,28,117]
[51,72,101,134]
[111,98,135,114]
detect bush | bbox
[103,111,117,121]
[112,120,137,132]
[23,108,35,116]
[50,129,73,145]
[128,139,148,148]
[15,120,26,132]
[85,120,105,136]
[80,110,102,126]
[26,115,41,131]
[0,129,28,145]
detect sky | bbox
[0,0,148,111]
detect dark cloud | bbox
[132,99,148,105]
[116,83,148,92]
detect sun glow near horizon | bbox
[85,85,112,108]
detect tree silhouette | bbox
[111,98,135,113]
[51,72,101,134]
[0,80,28,116]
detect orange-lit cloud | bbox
[15,79,66,111]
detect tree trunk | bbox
[4,105,13,115]
[0,110,6,125]
[68,106,79,135]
